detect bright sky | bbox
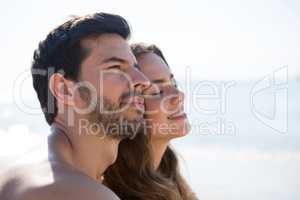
[0,0,299,102]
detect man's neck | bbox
[48,121,118,182]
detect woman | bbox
[104,44,197,200]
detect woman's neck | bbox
[151,138,170,170]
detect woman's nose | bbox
[170,88,185,106]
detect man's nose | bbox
[130,68,151,94]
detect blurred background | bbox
[0,0,299,199]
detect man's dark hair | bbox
[31,13,131,125]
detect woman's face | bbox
[137,53,190,140]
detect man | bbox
[0,13,150,200]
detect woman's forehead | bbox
[137,53,170,81]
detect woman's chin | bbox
[162,127,191,139]
[171,120,191,137]
[173,128,190,138]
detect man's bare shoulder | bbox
[0,161,119,200]
[22,181,120,200]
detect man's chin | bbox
[105,117,145,140]
[124,106,145,119]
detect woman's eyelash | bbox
[143,90,163,98]
[152,90,163,96]
[108,65,121,70]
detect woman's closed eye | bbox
[150,90,163,96]
[143,85,163,98]
[107,65,121,70]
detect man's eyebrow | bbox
[100,57,140,70]
[152,74,174,84]
[100,57,128,64]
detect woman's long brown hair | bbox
[103,44,197,200]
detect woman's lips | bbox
[168,112,187,120]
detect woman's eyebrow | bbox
[152,74,174,84]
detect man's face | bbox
[74,33,150,139]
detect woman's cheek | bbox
[145,98,159,115]
[145,99,164,123]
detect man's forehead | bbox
[81,33,136,65]
[81,33,126,48]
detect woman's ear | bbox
[49,73,76,106]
